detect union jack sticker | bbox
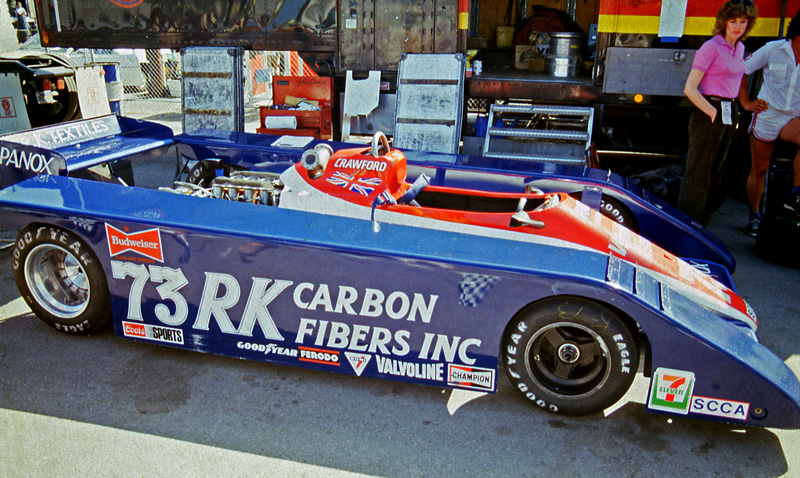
[327,172,383,196]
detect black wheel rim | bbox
[525,322,611,398]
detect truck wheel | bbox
[503,297,638,415]
[12,225,110,335]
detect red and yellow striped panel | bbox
[459,0,469,30]
[598,0,800,37]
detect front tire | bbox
[503,297,638,415]
[12,225,110,334]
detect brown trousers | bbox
[677,100,739,226]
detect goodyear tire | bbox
[599,195,637,231]
[12,225,110,335]
[503,297,638,415]
[572,192,638,232]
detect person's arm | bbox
[738,75,768,113]
[744,42,771,76]
[684,69,717,122]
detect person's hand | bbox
[708,107,717,123]
[742,99,768,113]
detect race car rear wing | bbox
[0,115,173,189]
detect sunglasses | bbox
[729,0,754,6]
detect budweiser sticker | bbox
[105,223,164,262]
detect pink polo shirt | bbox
[691,34,746,99]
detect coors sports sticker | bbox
[105,224,164,262]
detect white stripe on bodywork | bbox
[279,167,596,254]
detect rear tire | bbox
[571,192,638,232]
[503,297,638,415]
[186,159,221,188]
[12,225,110,334]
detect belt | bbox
[705,95,735,102]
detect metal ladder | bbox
[482,104,594,165]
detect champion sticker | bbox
[447,364,495,392]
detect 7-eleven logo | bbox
[647,368,695,415]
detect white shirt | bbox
[745,39,800,115]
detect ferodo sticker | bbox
[648,368,695,415]
[122,321,183,345]
[299,346,340,366]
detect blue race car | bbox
[1,118,796,427]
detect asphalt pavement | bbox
[1,148,799,478]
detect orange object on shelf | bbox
[257,76,333,140]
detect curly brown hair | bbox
[712,1,758,42]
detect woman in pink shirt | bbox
[677,0,758,226]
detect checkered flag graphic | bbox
[458,273,501,307]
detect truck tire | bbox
[503,297,638,415]
[12,225,110,335]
